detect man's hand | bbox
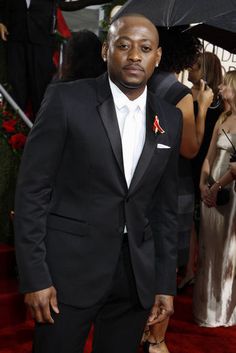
[24,286,59,324]
[147,294,174,326]
[0,23,9,41]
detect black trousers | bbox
[7,41,54,119]
[33,237,150,353]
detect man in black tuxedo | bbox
[0,0,56,119]
[14,14,182,353]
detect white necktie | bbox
[122,105,137,188]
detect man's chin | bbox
[119,80,145,90]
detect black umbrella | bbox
[188,11,236,53]
[114,0,236,27]
[59,0,109,11]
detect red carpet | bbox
[1,244,236,353]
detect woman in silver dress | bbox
[193,70,236,327]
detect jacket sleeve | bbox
[14,83,68,293]
[150,108,183,295]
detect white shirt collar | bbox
[108,77,147,114]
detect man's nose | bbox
[128,47,141,61]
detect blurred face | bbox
[103,16,161,99]
[219,81,235,105]
[188,62,202,85]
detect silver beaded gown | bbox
[193,132,236,327]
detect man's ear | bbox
[156,47,162,67]
[102,42,108,62]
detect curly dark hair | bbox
[61,30,106,81]
[157,26,202,74]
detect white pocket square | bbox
[157,143,171,149]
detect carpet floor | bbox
[0,244,236,353]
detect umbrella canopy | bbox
[59,0,108,12]
[205,10,236,33]
[188,11,236,53]
[189,25,236,54]
[114,0,236,27]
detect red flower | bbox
[2,119,17,132]
[2,110,13,117]
[8,133,27,150]
[152,115,165,134]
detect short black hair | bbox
[108,13,159,45]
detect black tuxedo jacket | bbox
[14,73,182,309]
[0,0,56,44]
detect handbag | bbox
[208,175,230,206]
[216,187,230,206]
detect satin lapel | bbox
[96,76,124,174]
[129,93,170,194]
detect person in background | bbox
[13,14,182,353]
[59,29,106,81]
[145,27,213,353]
[229,161,236,177]
[178,52,224,290]
[193,70,236,327]
[0,0,56,120]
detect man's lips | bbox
[123,64,144,73]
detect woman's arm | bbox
[199,119,221,206]
[204,168,233,208]
[229,162,236,178]
[209,161,236,205]
[176,80,213,159]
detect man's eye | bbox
[142,46,152,52]
[118,44,129,50]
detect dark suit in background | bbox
[0,0,56,119]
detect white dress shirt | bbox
[26,0,31,8]
[109,78,147,187]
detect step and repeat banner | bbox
[205,43,236,73]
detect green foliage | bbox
[103,0,126,19]
[0,102,29,243]
[0,40,29,242]
[0,12,72,243]
[0,138,19,243]
[100,0,127,40]
[0,103,29,156]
